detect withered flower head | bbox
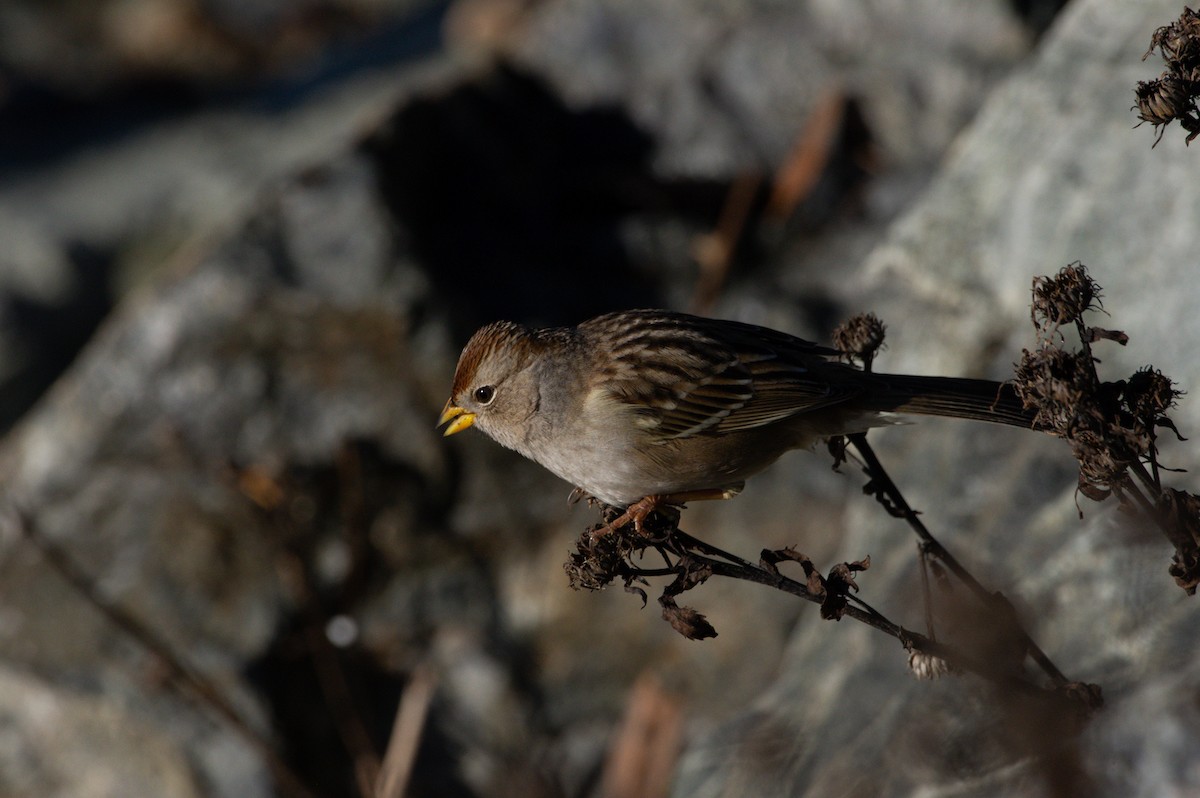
[1134,76,1192,128]
[1013,347,1099,433]
[832,312,887,369]
[1136,7,1200,145]
[1123,367,1182,424]
[1030,263,1102,331]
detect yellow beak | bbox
[438,401,476,436]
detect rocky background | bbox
[1,0,1198,796]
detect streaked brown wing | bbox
[712,356,863,433]
[583,310,862,440]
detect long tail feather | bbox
[867,374,1035,428]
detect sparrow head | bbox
[438,321,543,444]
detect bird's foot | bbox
[599,487,742,537]
[567,487,598,506]
[602,495,670,537]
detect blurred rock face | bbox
[2,1,1198,797]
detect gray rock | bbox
[509,0,1029,175]
[18,0,1198,795]
[675,1,1200,796]
[0,146,470,796]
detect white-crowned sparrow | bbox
[438,309,1032,522]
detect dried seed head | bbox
[832,312,886,369]
[908,650,952,680]
[1137,7,1200,145]
[565,521,642,591]
[1134,76,1192,127]
[1013,347,1099,434]
[1072,427,1141,500]
[1169,553,1200,594]
[1124,367,1182,424]
[1014,267,1182,504]
[659,597,718,639]
[1030,264,1102,331]
[1145,7,1200,67]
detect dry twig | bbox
[3,506,318,798]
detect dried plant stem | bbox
[375,664,437,798]
[689,172,762,315]
[6,508,318,798]
[845,433,1070,688]
[272,536,381,797]
[917,544,937,641]
[1122,464,1163,518]
[627,528,1069,699]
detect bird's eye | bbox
[473,385,496,405]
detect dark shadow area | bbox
[1009,0,1072,36]
[0,242,116,433]
[364,62,730,336]
[241,439,555,798]
[365,62,877,339]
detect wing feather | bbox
[581,310,864,441]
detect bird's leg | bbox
[601,487,741,536]
[603,495,665,536]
